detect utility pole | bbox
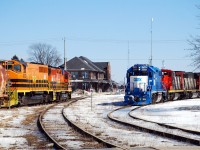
[162,60,165,69]
[150,18,153,66]
[128,41,130,69]
[64,37,67,70]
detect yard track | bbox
[108,106,200,146]
[129,106,200,136]
[38,97,122,149]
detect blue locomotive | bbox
[124,64,166,105]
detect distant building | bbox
[60,56,117,92]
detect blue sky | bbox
[0,0,199,83]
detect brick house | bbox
[61,56,117,92]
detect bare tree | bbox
[187,5,200,70]
[28,43,62,66]
[188,36,200,70]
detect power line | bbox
[88,58,192,61]
[0,37,187,46]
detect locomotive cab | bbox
[124,64,166,105]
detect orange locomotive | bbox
[0,59,72,107]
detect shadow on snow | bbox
[98,101,127,106]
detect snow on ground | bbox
[112,106,200,142]
[0,93,200,149]
[63,93,195,149]
[130,99,200,131]
[0,105,52,149]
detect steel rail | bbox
[129,107,200,136]
[62,99,125,150]
[38,96,124,150]
[107,106,200,146]
[37,97,87,149]
[37,102,66,149]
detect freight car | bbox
[124,64,200,105]
[0,59,72,108]
[162,69,199,100]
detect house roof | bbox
[63,56,105,73]
[94,62,109,70]
[79,56,104,72]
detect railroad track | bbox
[38,97,122,149]
[129,106,200,136]
[108,106,200,146]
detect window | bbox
[133,66,148,76]
[99,73,104,79]
[14,65,21,72]
[91,72,96,79]
[71,72,78,79]
[82,71,88,79]
[7,65,12,70]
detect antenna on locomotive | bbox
[162,60,165,69]
[63,37,67,71]
[127,41,130,69]
[150,17,153,66]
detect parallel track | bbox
[108,106,200,146]
[38,97,122,149]
[129,106,200,136]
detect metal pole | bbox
[64,37,67,70]
[162,60,165,69]
[128,41,130,69]
[91,90,93,111]
[150,18,153,66]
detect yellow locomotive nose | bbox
[0,65,7,98]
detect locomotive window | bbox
[7,65,12,70]
[14,65,21,72]
[141,67,147,75]
[134,71,139,75]
[7,61,14,65]
[141,70,147,75]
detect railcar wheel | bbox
[56,94,61,102]
[168,93,174,101]
[65,94,69,101]
[22,96,28,106]
[68,93,71,99]
[152,93,157,104]
[45,95,50,103]
[18,96,22,106]
[40,97,44,104]
[189,92,193,99]
[197,92,200,98]
[45,95,52,103]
